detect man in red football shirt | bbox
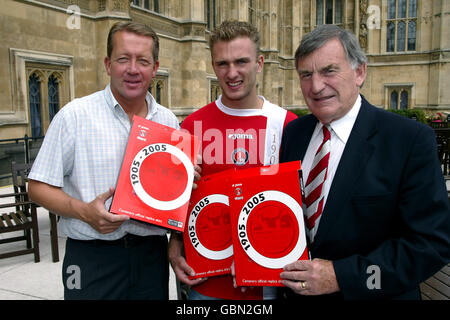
[168,20,297,300]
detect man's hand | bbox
[192,154,202,190]
[79,187,129,234]
[168,233,207,286]
[28,180,128,234]
[231,261,249,292]
[280,258,340,295]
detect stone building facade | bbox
[0,0,449,140]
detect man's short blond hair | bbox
[209,20,261,57]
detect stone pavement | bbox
[0,185,179,300]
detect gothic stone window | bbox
[316,0,343,26]
[387,86,411,110]
[7,49,73,136]
[133,0,163,14]
[205,0,217,30]
[48,74,60,121]
[248,0,257,26]
[26,68,63,137]
[210,79,221,103]
[28,73,42,137]
[387,0,417,52]
[149,75,168,107]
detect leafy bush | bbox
[386,108,427,124]
[289,108,310,118]
[289,107,428,124]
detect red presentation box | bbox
[110,115,199,232]
[229,161,309,287]
[183,170,234,279]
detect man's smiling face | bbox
[211,36,263,109]
[297,38,366,124]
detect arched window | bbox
[316,0,343,26]
[400,91,408,109]
[156,81,162,104]
[390,90,398,109]
[210,80,221,102]
[48,74,59,121]
[386,0,417,52]
[248,0,256,25]
[397,21,406,52]
[388,0,396,19]
[29,73,42,137]
[387,22,395,52]
[325,0,333,24]
[316,0,324,25]
[387,86,412,110]
[149,75,168,106]
[205,0,217,30]
[133,0,162,14]
[407,21,416,51]
[398,0,407,18]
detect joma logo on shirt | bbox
[227,133,254,140]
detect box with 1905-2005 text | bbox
[229,161,309,286]
[110,115,199,232]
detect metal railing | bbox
[0,135,44,185]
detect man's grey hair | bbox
[295,24,368,70]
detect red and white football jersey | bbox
[181,96,297,300]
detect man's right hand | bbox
[28,180,129,234]
[79,187,129,234]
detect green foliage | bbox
[289,108,311,118]
[289,107,429,124]
[386,108,427,124]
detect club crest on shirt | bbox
[231,148,249,166]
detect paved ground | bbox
[0,185,179,300]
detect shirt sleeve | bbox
[28,104,76,187]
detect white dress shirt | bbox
[301,95,362,231]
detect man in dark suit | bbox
[279,24,450,299]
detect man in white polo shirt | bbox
[28,22,179,299]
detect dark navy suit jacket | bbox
[280,96,450,299]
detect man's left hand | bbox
[280,258,340,295]
[192,154,202,190]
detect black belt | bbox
[69,234,162,248]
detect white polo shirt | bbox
[29,84,180,240]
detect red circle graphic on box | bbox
[188,194,233,260]
[139,152,188,202]
[196,203,231,251]
[247,201,299,259]
[237,190,305,269]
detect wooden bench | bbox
[0,194,40,262]
[10,161,60,262]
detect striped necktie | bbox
[304,125,331,243]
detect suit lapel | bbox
[312,98,378,247]
[296,115,318,161]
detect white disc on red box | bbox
[188,194,233,260]
[238,190,305,269]
[130,143,194,211]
